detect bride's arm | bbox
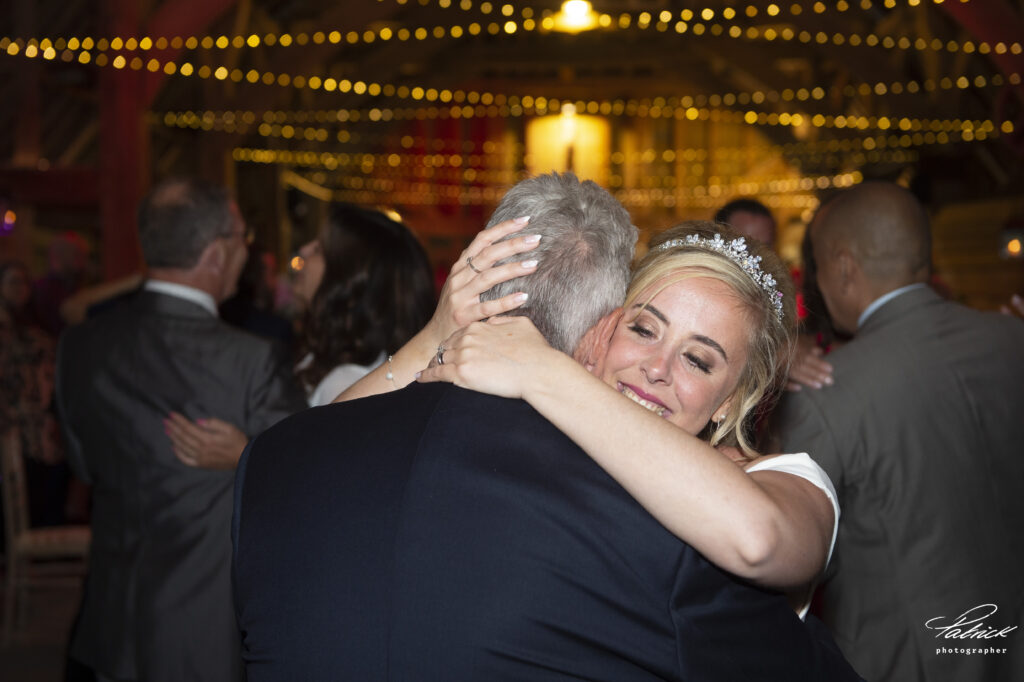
[418,316,834,590]
[335,216,539,402]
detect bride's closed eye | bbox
[627,322,656,339]
[684,352,711,374]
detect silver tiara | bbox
[654,234,784,321]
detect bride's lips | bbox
[618,382,672,418]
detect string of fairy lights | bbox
[280,165,856,210]
[1,1,1016,134]
[234,144,911,183]
[167,127,917,171]
[4,33,1015,144]
[155,67,1020,127]
[174,124,922,159]
[159,102,1009,138]
[378,0,976,13]
[2,14,1019,59]
[6,32,1017,105]
[1,0,1016,208]
[3,0,1013,56]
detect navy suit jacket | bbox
[233,383,861,681]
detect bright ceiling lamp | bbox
[553,0,599,34]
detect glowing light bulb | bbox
[564,1,591,23]
[555,0,598,33]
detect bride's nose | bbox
[640,347,672,384]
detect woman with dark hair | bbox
[165,204,436,464]
[292,203,435,406]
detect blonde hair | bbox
[627,221,797,457]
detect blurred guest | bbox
[781,223,840,393]
[1,260,65,524]
[59,273,144,326]
[219,244,294,346]
[292,203,434,406]
[31,230,89,336]
[715,197,777,247]
[774,182,1024,681]
[56,178,306,682]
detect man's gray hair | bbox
[482,173,637,354]
[138,178,236,269]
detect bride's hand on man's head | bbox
[417,316,555,399]
[427,216,541,343]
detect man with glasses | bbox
[57,178,306,682]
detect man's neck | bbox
[146,269,223,317]
[856,281,928,329]
[148,268,218,300]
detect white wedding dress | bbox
[746,452,839,619]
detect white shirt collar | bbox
[857,282,927,329]
[144,279,219,317]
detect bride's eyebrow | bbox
[629,303,669,325]
[693,335,728,362]
[630,302,728,361]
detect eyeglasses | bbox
[223,226,255,246]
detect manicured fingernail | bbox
[523,234,541,244]
[414,371,422,379]
[521,259,538,269]
[514,293,529,303]
[824,377,834,385]
[1013,294,1022,304]
[514,215,530,224]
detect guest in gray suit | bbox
[56,178,306,682]
[774,182,1024,681]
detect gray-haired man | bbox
[233,172,860,681]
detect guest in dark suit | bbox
[233,173,861,680]
[774,182,1024,681]
[56,178,307,682]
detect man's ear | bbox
[836,248,857,291]
[573,307,623,375]
[197,240,226,275]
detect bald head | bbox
[813,182,931,288]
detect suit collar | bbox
[135,287,220,319]
[857,283,928,329]
[857,284,941,337]
[143,279,218,317]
